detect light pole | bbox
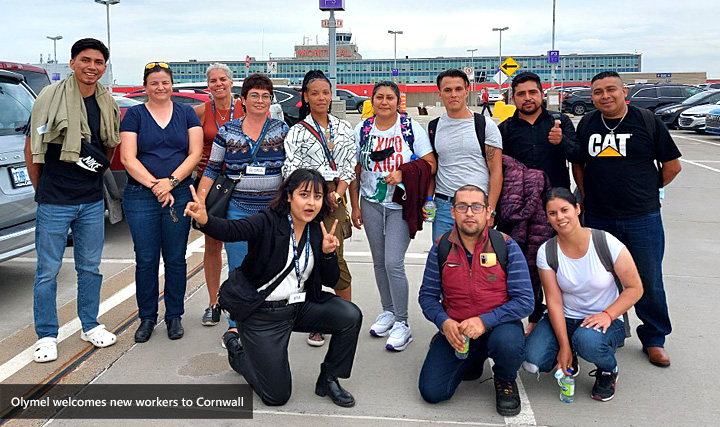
[492,26,508,91]
[46,36,63,63]
[467,48,477,105]
[95,0,120,92]
[551,0,556,88]
[388,30,403,82]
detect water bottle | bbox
[455,334,470,359]
[554,369,575,403]
[424,197,436,223]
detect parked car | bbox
[125,89,211,106]
[626,83,704,111]
[562,88,596,115]
[0,70,37,262]
[273,85,302,126]
[336,89,369,113]
[654,89,720,128]
[488,88,503,103]
[698,83,720,90]
[705,108,720,136]
[0,61,51,96]
[678,101,720,132]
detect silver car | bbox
[0,70,36,262]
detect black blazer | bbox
[200,209,339,303]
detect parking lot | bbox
[1,108,719,426]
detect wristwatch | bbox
[168,176,180,188]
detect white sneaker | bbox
[385,321,413,351]
[370,311,396,337]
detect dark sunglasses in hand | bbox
[369,146,395,162]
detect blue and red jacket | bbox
[418,225,534,331]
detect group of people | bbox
[25,37,682,416]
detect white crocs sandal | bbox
[81,324,117,348]
[34,337,58,363]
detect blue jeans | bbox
[525,315,626,373]
[33,200,105,339]
[123,182,192,323]
[419,321,525,403]
[432,197,454,242]
[585,210,670,347]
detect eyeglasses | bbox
[453,203,487,214]
[247,92,273,102]
[145,62,170,70]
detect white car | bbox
[487,89,504,103]
[678,101,720,132]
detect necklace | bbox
[600,108,628,136]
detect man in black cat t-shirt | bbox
[573,71,681,368]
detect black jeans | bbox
[228,296,362,406]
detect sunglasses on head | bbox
[145,62,170,70]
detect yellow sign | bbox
[500,57,520,77]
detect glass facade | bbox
[169,53,641,85]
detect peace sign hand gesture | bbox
[183,185,209,226]
[320,219,340,254]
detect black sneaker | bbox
[571,352,580,378]
[494,379,521,416]
[202,306,220,326]
[589,368,618,402]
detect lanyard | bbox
[312,117,337,171]
[287,214,311,287]
[211,99,236,131]
[241,116,270,166]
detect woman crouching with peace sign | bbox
[185,168,363,408]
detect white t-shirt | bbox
[354,113,433,209]
[537,231,625,320]
[259,238,314,301]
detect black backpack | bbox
[428,113,486,159]
[436,228,508,280]
[545,228,631,338]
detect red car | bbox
[0,61,51,96]
[124,88,211,106]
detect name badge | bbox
[36,124,49,135]
[288,292,306,304]
[246,166,266,175]
[322,169,340,181]
[480,253,497,268]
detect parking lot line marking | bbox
[11,257,136,264]
[0,236,206,384]
[251,410,506,426]
[674,134,720,148]
[487,360,537,426]
[346,251,429,259]
[686,160,720,163]
[680,159,720,174]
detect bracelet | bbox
[602,310,613,321]
[150,182,158,189]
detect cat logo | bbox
[588,133,631,157]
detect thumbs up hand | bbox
[548,119,563,145]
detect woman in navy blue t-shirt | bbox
[120,62,202,343]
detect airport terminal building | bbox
[168,31,641,91]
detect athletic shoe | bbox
[308,332,325,347]
[494,379,521,416]
[385,321,413,351]
[202,306,220,326]
[370,311,395,337]
[590,368,618,402]
[571,351,580,378]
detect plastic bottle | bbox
[424,197,436,223]
[455,334,469,359]
[554,368,575,403]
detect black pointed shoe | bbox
[315,372,355,407]
[134,320,155,343]
[167,318,184,340]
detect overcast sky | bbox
[4,0,720,84]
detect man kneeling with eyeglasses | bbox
[418,185,534,416]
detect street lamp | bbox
[46,36,63,63]
[95,0,120,92]
[388,30,403,82]
[492,26,508,91]
[467,48,477,105]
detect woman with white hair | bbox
[193,63,244,327]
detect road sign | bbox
[493,71,507,85]
[657,73,672,78]
[319,0,345,11]
[392,68,399,77]
[500,57,520,77]
[548,50,560,64]
[245,55,250,69]
[463,66,475,80]
[321,18,343,28]
[267,61,277,74]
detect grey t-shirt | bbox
[433,113,503,197]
